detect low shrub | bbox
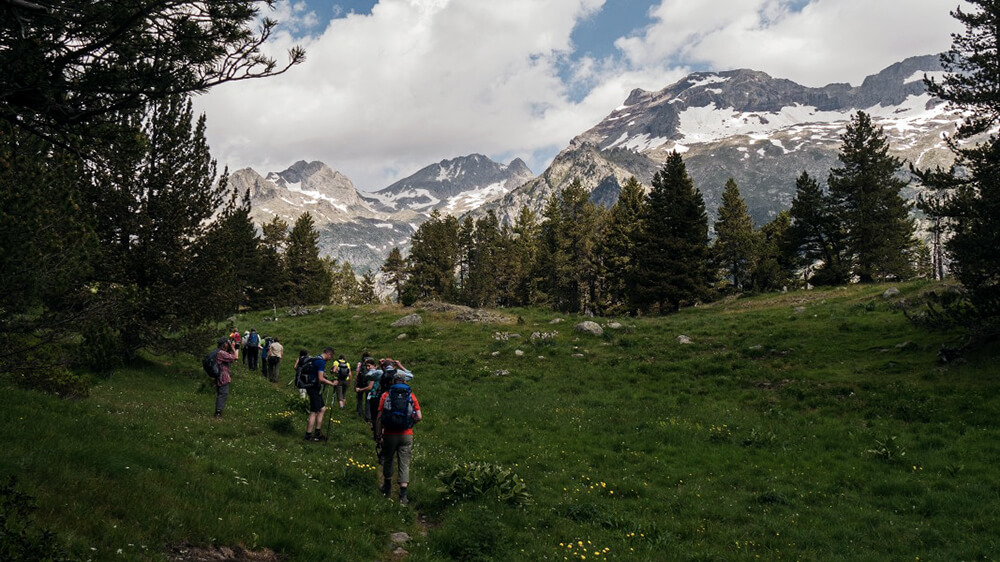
[436,461,532,506]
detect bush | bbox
[0,477,68,561]
[436,461,532,506]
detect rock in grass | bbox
[514,349,524,357]
[391,532,410,545]
[882,287,900,299]
[606,322,623,329]
[677,335,693,344]
[392,314,422,327]
[574,321,603,336]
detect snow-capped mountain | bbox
[363,154,533,216]
[229,161,419,273]
[480,54,959,226]
[230,155,533,272]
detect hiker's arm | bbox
[318,371,335,386]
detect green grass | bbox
[2,281,999,560]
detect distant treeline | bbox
[383,111,926,316]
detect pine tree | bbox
[787,171,848,285]
[252,215,290,307]
[85,95,233,357]
[464,211,503,308]
[916,0,1000,332]
[598,176,645,314]
[284,212,332,305]
[631,152,712,313]
[538,179,600,313]
[712,178,758,292]
[507,205,540,306]
[402,210,459,305]
[752,210,793,292]
[828,111,915,282]
[329,260,359,305]
[1,1,304,148]
[357,271,379,305]
[381,247,407,304]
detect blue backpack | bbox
[381,383,416,431]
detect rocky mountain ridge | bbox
[477,54,959,227]
[230,155,532,272]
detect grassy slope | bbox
[1,281,999,561]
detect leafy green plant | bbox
[436,461,532,506]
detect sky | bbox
[193,0,965,192]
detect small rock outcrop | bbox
[574,321,604,336]
[391,314,423,327]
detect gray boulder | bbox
[391,314,423,327]
[574,321,604,336]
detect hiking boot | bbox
[379,480,391,497]
[303,432,312,441]
[399,490,409,506]
[214,410,222,419]
[312,430,328,442]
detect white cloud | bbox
[197,0,609,190]
[618,0,962,87]
[195,0,963,192]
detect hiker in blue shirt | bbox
[303,347,338,442]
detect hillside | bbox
[1,283,998,560]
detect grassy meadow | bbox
[1,281,999,561]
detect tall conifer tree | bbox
[828,111,915,282]
[787,171,848,285]
[599,176,645,313]
[916,0,1000,332]
[284,212,332,304]
[381,247,407,304]
[712,178,757,292]
[631,152,711,313]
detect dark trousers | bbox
[247,346,258,370]
[215,382,229,414]
[356,389,367,419]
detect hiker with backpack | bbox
[333,355,351,410]
[246,329,260,370]
[378,358,406,402]
[355,352,373,419]
[297,347,338,442]
[291,349,309,398]
[375,369,421,505]
[267,338,283,383]
[261,336,272,377]
[205,338,238,419]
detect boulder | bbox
[574,321,604,336]
[391,314,422,327]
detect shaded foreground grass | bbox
[1,281,999,560]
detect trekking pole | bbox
[324,383,334,445]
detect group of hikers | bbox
[204,331,422,505]
[225,328,284,382]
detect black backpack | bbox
[336,360,351,381]
[202,349,220,379]
[381,383,415,431]
[379,363,397,393]
[295,356,319,389]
